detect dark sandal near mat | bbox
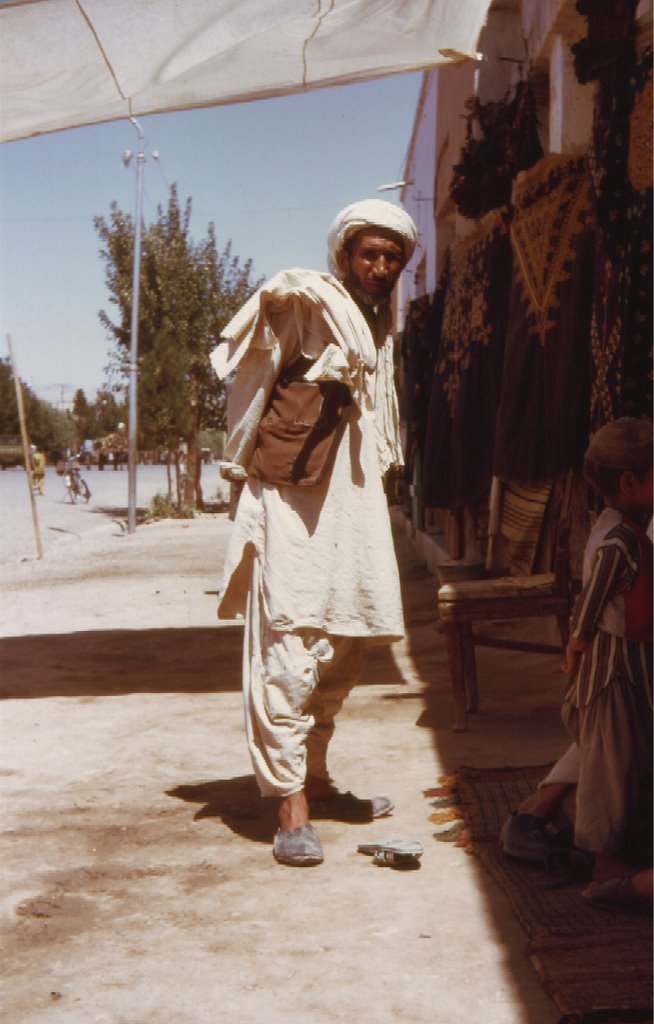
[535,846,595,889]
[358,840,423,870]
[309,791,394,822]
[499,812,551,864]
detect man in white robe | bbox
[211,200,417,866]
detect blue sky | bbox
[0,73,422,407]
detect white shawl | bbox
[211,268,402,479]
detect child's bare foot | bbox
[582,871,652,909]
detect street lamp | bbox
[122,119,158,534]
[377,180,413,192]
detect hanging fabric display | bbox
[494,154,594,485]
[449,80,543,220]
[582,28,653,427]
[399,292,442,525]
[422,207,512,509]
[400,292,440,480]
[571,0,652,427]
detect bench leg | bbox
[443,621,468,732]
[461,621,479,714]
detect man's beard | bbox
[343,272,389,309]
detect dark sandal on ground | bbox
[309,790,394,822]
[582,876,651,911]
[500,813,573,866]
[499,813,551,864]
[273,823,324,866]
[535,846,596,889]
[358,840,423,870]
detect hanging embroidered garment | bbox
[422,207,512,509]
[588,48,653,428]
[449,80,543,220]
[400,293,440,487]
[493,155,594,486]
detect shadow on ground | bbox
[0,626,242,698]
[0,626,404,700]
[167,773,278,844]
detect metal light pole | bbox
[125,117,145,535]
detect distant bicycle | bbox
[60,457,91,504]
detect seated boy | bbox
[502,418,653,891]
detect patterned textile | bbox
[499,480,553,576]
[494,155,594,485]
[449,81,543,221]
[588,48,653,427]
[421,208,512,509]
[400,293,439,481]
[629,68,652,191]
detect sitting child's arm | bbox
[562,534,632,676]
[563,635,589,676]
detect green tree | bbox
[72,388,92,440]
[95,184,261,509]
[0,358,18,435]
[0,358,77,460]
[82,389,127,440]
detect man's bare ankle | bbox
[278,791,310,832]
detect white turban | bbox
[327,199,417,278]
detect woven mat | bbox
[428,765,653,1024]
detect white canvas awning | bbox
[0,0,491,143]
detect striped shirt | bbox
[567,509,653,709]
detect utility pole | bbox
[7,334,42,559]
[122,119,159,535]
[122,118,159,532]
[124,117,144,535]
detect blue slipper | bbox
[309,790,394,822]
[273,823,324,866]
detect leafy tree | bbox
[0,358,77,460]
[95,389,126,437]
[95,184,261,509]
[72,388,91,439]
[0,358,17,435]
[0,358,79,458]
[73,388,127,441]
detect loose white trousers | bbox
[243,557,365,797]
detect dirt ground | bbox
[0,512,571,1023]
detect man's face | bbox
[339,228,405,303]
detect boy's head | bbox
[583,417,653,512]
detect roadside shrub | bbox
[145,493,194,521]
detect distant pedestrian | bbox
[32,447,46,495]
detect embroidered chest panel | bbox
[511,154,593,348]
